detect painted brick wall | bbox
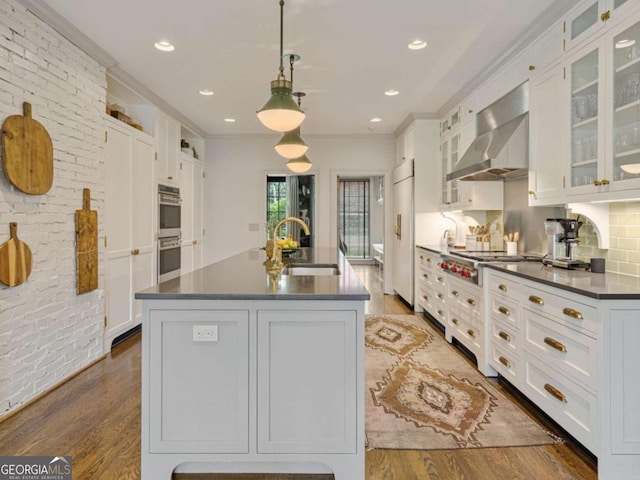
[574,202,640,276]
[0,0,106,417]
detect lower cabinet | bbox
[142,301,364,479]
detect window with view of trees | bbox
[338,178,370,259]
[267,176,288,236]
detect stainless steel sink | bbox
[281,263,341,276]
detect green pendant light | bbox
[274,91,309,159]
[286,154,312,173]
[256,0,305,132]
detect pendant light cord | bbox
[289,54,295,85]
[278,0,285,79]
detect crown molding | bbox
[393,113,439,137]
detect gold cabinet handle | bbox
[544,336,567,352]
[452,318,459,325]
[544,383,568,403]
[563,307,583,320]
[498,284,508,292]
[467,329,476,338]
[601,9,610,21]
[422,273,429,279]
[528,190,535,195]
[131,249,136,255]
[452,290,460,297]
[601,179,610,185]
[131,248,140,255]
[427,257,432,263]
[499,356,511,367]
[168,176,173,180]
[437,277,444,283]
[529,295,544,305]
[445,202,452,206]
[437,310,444,317]
[192,239,197,245]
[498,306,510,316]
[422,295,429,302]
[499,331,511,342]
[594,180,602,186]
[467,298,476,306]
[529,65,535,71]
[437,293,444,300]
[420,255,424,260]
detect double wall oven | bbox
[158,184,181,282]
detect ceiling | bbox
[37,0,577,136]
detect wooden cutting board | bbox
[76,188,98,294]
[0,222,33,287]
[1,102,54,195]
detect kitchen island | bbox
[135,248,370,479]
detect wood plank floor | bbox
[0,265,597,480]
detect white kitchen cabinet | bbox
[529,62,568,205]
[415,248,446,322]
[156,111,181,186]
[475,49,531,113]
[393,160,414,305]
[396,123,415,163]
[400,119,440,213]
[105,117,155,348]
[528,20,564,78]
[178,153,205,274]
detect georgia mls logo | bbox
[0,456,72,480]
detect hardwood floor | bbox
[0,265,597,480]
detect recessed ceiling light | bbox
[199,89,214,96]
[385,89,399,96]
[370,117,382,123]
[224,118,236,123]
[616,39,636,49]
[154,41,175,52]
[408,40,427,50]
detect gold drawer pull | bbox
[563,307,583,320]
[452,290,459,297]
[427,258,432,263]
[452,318,459,325]
[498,306,510,316]
[544,336,567,352]
[420,255,424,260]
[422,273,429,279]
[422,295,429,302]
[467,298,476,306]
[437,310,444,317]
[498,284,507,292]
[498,331,511,342]
[529,295,544,305]
[499,356,511,367]
[544,383,568,403]
[467,329,476,338]
[438,293,444,300]
[437,276,444,283]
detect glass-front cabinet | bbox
[441,134,459,208]
[566,0,635,52]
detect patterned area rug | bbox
[365,314,561,450]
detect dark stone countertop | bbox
[135,247,370,301]
[486,262,640,300]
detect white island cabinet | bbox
[136,248,369,479]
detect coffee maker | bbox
[542,218,590,269]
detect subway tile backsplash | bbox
[574,202,640,276]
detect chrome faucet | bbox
[268,217,310,273]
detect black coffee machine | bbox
[542,218,590,269]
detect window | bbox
[267,176,287,235]
[338,179,370,259]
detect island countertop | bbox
[135,247,370,301]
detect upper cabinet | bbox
[156,111,181,186]
[397,123,415,163]
[529,20,564,76]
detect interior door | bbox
[393,161,414,305]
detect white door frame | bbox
[330,169,394,294]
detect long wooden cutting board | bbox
[1,102,54,195]
[0,222,32,287]
[76,188,98,294]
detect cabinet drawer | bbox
[449,282,482,319]
[417,250,438,270]
[490,318,519,357]
[449,315,481,354]
[523,309,598,393]
[523,285,598,336]
[430,304,447,324]
[489,294,520,330]
[487,271,521,298]
[523,354,597,453]
[489,342,519,383]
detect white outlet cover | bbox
[193,325,218,342]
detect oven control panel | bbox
[438,259,479,284]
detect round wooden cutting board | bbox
[0,222,33,287]
[1,102,53,195]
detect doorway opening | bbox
[266,174,315,246]
[338,177,383,267]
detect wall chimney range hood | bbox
[447,81,529,182]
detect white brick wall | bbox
[0,0,106,417]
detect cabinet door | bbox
[156,112,180,186]
[529,20,564,76]
[567,41,606,197]
[441,138,450,206]
[257,310,357,454]
[565,0,607,52]
[166,118,180,184]
[180,243,193,275]
[105,122,133,339]
[132,135,156,323]
[608,16,640,189]
[193,161,204,270]
[180,156,194,242]
[529,63,567,204]
[149,309,250,453]
[393,175,414,305]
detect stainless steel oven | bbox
[159,184,181,238]
[158,236,181,282]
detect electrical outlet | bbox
[193,325,218,342]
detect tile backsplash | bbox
[574,202,640,276]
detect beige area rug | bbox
[365,314,561,450]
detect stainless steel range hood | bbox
[447,81,529,182]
